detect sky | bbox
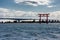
[0,0,60,19]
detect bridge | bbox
[0,18,38,22]
[0,18,36,20]
[0,14,49,23]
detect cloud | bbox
[47,5,53,8]
[0,8,60,20]
[14,0,52,7]
[0,8,38,18]
[50,11,60,20]
[0,8,24,18]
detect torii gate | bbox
[38,14,49,23]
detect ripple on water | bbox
[0,23,60,40]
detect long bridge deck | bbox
[0,18,60,23]
[0,18,38,20]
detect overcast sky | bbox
[0,0,60,19]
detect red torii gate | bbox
[38,14,49,23]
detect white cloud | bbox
[0,8,22,18]
[0,8,38,18]
[0,8,60,20]
[14,0,52,7]
[47,5,53,8]
[25,2,38,6]
[50,11,60,20]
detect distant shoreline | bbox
[0,22,60,24]
[0,19,60,24]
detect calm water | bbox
[0,23,60,40]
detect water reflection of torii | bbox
[38,14,49,24]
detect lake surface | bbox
[0,23,60,40]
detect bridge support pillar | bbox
[17,20,20,23]
[33,19,35,22]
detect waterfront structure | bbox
[0,14,60,23]
[38,14,49,23]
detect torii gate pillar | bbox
[38,14,49,24]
